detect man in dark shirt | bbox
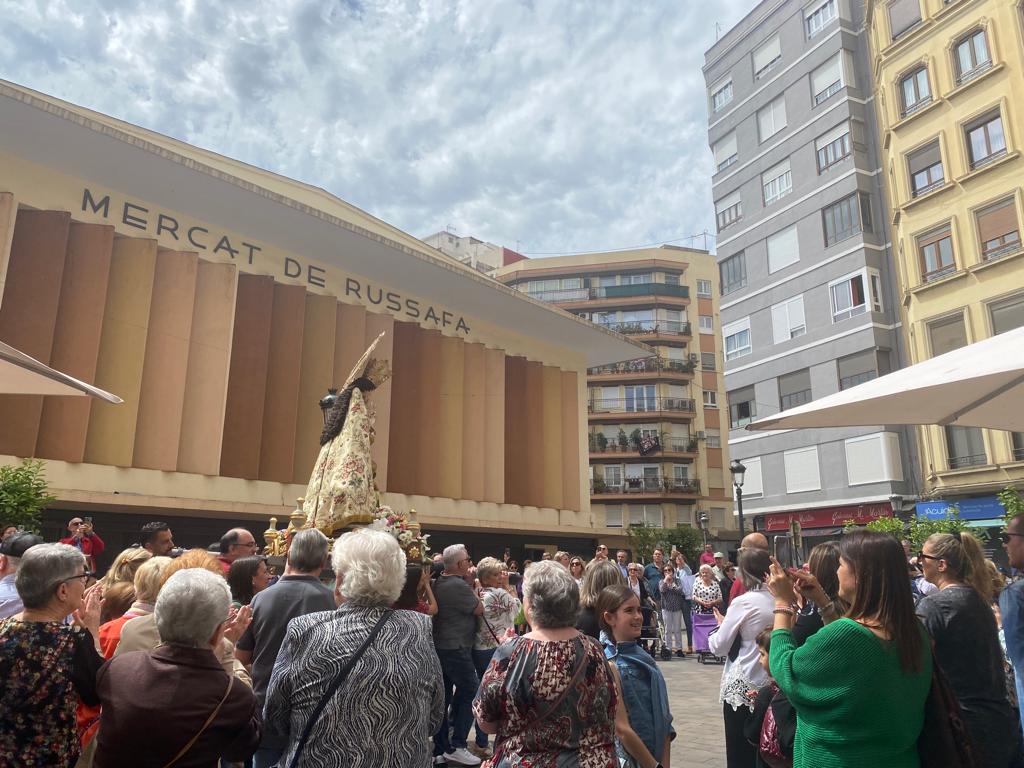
[235,528,334,768]
[432,543,483,766]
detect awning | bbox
[0,341,123,403]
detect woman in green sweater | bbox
[765,530,932,768]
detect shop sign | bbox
[763,503,892,532]
[915,495,1006,521]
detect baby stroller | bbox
[692,612,725,664]
[639,598,663,657]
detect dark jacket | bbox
[94,644,261,768]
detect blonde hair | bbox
[158,549,223,589]
[133,556,173,603]
[100,547,152,589]
[925,532,990,600]
[476,556,504,584]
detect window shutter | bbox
[917,224,951,251]
[715,191,742,215]
[815,123,850,150]
[767,225,799,273]
[907,141,942,176]
[742,457,763,497]
[888,0,922,38]
[779,369,811,399]
[811,55,842,95]
[714,133,737,166]
[977,200,1019,244]
[771,303,789,345]
[753,36,782,73]
[784,446,821,492]
[837,350,875,381]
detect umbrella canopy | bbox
[747,326,1024,433]
[0,341,123,403]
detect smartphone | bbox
[83,516,93,526]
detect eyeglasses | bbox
[60,570,94,585]
[459,557,473,566]
[916,552,941,562]
[1000,532,1024,544]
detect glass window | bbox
[954,29,992,84]
[945,426,987,469]
[966,111,1006,169]
[928,313,968,355]
[624,385,657,412]
[713,132,738,172]
[762,159,793,205]
[888,0,922,40]
[779,369,812,410]
[916,224,956,282]
[720,252,747,295]
[771,295,807,343]
[815,123,852,172]
[767,225,800,273]
[664,273,680,286]
[623,273,652,285]
[703,389,718,407]
[806,0,838,37]
[712,80,733,112]
[715,191,742,232]
[976,198,1021,261]
[899,67,931,117]
[757,96,787,142]
[729,386,757,429]
[699,315,714,333]
[830,272,868,321]
[990,293,1024,334]
[811,55,843,105]
[822,194,865,246]
[753,36,782,79]
[706,428,721,448]
[907,140,944,197]
[697,279,713,297]
[723,318,752,361]
[838,350,880,389]
[701,352,717,371]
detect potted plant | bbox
[588,432,597,453]
[617,428,629,450]
[630,428,642,451]
[595,432,608,452]
[593,477,607,494]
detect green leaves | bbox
[625,522,703,565]
[0,459,56,533]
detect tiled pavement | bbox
[660,654,727,767]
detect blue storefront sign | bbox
[915,495,1007,521]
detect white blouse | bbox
[706,586,774,711]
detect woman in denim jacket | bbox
[598,584,674,768]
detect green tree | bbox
[843,515,905,538]
[0,459,56,533]
[999,486,1024,528]
[907,507,969,549]
[625,523,703,565]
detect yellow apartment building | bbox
[495,247,735,544]
[867,0,1024,505]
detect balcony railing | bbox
[588,357,696,376]
[948,453,987,470]
[591,476,701,495]
[588,397,696,415]
[595,320,692,337]
[589,437,699,455]
[524,283,689,303]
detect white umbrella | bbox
[747,325,1024,433]
[0,341,123,403]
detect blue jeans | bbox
[471,648,496,748]
[433,647,480,756]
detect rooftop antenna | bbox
[715,21,722,41]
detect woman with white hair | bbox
[265,528,444,767]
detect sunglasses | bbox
[916,552,941,562]
[1000,532,1024,544]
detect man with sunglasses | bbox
[59,517,105,573]
[999,515,1024,735]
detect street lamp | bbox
[730,458,747,538]
[698,510,710,549]
[319,388,340,425]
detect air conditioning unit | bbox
[696,431,706,440]
[689,353,699,363]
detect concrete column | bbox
[0,210,70,457]
[561,370,582,512]
[541,365,564,511]
[334,303,367,387]
[84,237,158,467]
[291,294,338,484]
[503,356,528,506]
[483,348,505,504]
[386,321,418,495]
[438,335,465,500]
[177,261,237,476]
[133,250,199,471]
[364,312,394,492]
[36,223,114,462]
[524,361,545,508]
[0,193,17,313]
[461,342,486,502]
[415,329,442,498]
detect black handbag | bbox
[917,654,979,768]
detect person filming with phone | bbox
[60,516,105,573]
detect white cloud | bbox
[0,0,754,254]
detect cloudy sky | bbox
[0,0,753,255]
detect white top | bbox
[707,586,774,711]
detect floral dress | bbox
[475,587,522,651]
[473,633,617,767]
[0,618,102,768]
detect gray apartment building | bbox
[703,0,916,540]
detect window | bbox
[907,140,944,197]
[822,193,871,246]
[604,466,623,491]
[806,0,838,37]
[713,132,738,172]
[729,386,757,429]
[1013,432,1024,462]
[816,123,852,172]
[976,198,1021,261]
[664,274,680,287]
[701,352,717,370]
[604,505,623,528]
[624,385,657,412]
[811,55,844,105]
[829,268,882,321]
[762,159,793,205]
[703,390,718,407]
[758,96,787,142]
[846,433,904,485]
[954,29,992,84]
[715,191,743,232]
[629,505,663,527]
[712,79,733,112]
[706,428,721,448]
[622,273,652,285]
[740,456,764,498]
[720,252,747,295]
[838,349,881,389]
[917,224,956,282]
[928,313,968,356]
[965,110,1006,169]
[697,279,713,297]
[754,36,782,79]
[990,293,1024,334]
[771,295,807,343]
[784,446,821,493]
[723,317,752,361]
[779,368,812,410]
[945,426,987,469]
[899,66,931,117]
[767,225,800,273]
[888,0,922,40]
[699,315,714,333]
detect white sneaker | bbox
[445,748,483,766]
[433,757,448,766]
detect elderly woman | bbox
[94,569,261,767]
[265,528,444,767]
[708,547,774,768]
[577,558,626,639]
[0,543,103,767]
[692,564,723,615]
[474,560,617,765]
[98,555,172,659]
[98,546,151,591]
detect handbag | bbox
[159,674,234,768]
[758,684,792,768]
[286,610,393,768]
[917,652,979,768]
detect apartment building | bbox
[704,0,916,538]
[866,0,1024,511]
[495,246,734,541]
[422,230,520,275]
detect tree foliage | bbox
[0,459,56,533]
[625,523,703,565]
[999,486,1024,528]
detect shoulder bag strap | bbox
[288,610,392,768]
[160,674,234,768]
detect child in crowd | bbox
[745,628,794,768]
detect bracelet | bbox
[820,600,839,618]
[773,607,795,617]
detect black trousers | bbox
[723,701,757,768]
[681,599,693,647]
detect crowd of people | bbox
[3,516,1024,767]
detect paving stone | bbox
[658,655,727,767]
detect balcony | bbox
[591,475,701,499]
[588,357,696,382]
[588,397,696,422]
[525,283,690,306]
[595,320,691,341]
[589,434,698,461]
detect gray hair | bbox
[154,569,231,647]
[476,556,504,584]
[699,563,714,575]
[16,543,85,609]
[289,528,329,572]
[333,528,406,606]
[738,548,772,592]
[579,558,626,608]
[523,560,579,629]
[442,544,468,571]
